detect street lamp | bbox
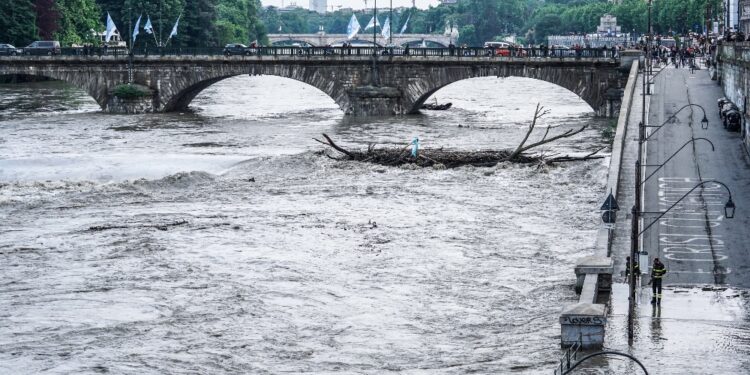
[640,180,736,235]
[621,179,736,342]
[643,103,710,141]
[640,138,715,185]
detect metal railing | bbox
[554,334,583,375]
[1,46,622,60]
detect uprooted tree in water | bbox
[315,103,606,169]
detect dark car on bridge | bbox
[223,44,253,56]
[0,44,22,56]
[23,41,61,55]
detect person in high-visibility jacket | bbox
[649,258,667,305]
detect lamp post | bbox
[640,180,736,234]
[621,179,736,342]
[640,138,715,185]
[644,103,710,141]
[631,99,709,342]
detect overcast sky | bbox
[261,0,442,10]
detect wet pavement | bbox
[599,61,750,374]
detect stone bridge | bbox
[0,51,633,116]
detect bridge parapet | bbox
[0,47,628,116]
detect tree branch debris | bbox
[315,103,605,169]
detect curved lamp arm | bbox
[640,180,734,236]
[561,351,649,375]
[640,138,715,186]
[644,104,709,141]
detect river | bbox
[0,76,610,373]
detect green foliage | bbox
[0,0,725,48]
[113,83,151,98]
[0,0,39,46]
[55,0,102,45]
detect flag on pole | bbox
[168,16,180,40]
[105,12,118,43]
[132,14,142,43]
[381,16,391,39]
[347,15,361,40]
[364,16,380,30]
[399,14,411,35]
[144,16,153,34]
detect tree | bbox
[0,0,38,46]
[35,0,59,40]
[55,0,102,45]
[176,0,218,47]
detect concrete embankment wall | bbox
[560,60,639,349]
[719,43,750,148]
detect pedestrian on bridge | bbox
[649,258,667,305]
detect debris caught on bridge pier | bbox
[315,103,605,169]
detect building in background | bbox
[741,0,750,35]
[548,14,631,48]
[309,0,327,14]
[728,0,739,30]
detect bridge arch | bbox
[0,71,110,108]
[161,65,352,113]
[400,64,618,115]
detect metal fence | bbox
[4,46,621,60]
[554,334,583,375]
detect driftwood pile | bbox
[315,104,605,169]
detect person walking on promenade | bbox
[649,258,667,305]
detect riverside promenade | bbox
[598,61,750,373]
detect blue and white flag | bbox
[364,16,380,31]
[132,15,142,43]
[105,12,118,43]
[168,16,180,40]
[347,15,361,40]
[399,14,411,35]
[144,16,153,34]
[381,17,391,39]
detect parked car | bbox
[550,45,576,57]
[720,101,738,121]
[484,42,514,57]
[23,41,61,55]
[0,44,21,56]
[223,43,251,56]
[725,110,742,131]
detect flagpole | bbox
[373,0,377,50]
[159,0,163,47]
[389,0,393,45]
[150,16,159,46]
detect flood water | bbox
[0,76,611,373]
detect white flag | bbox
[168,16,180,40]
[347,15,361,40]
[105,12,117,43]
[132,15,142,43]
[399,14,411,35]
[381,17,391,39]
[364,16,381,30]
[144,16,153,34]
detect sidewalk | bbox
[596,63,750,374]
